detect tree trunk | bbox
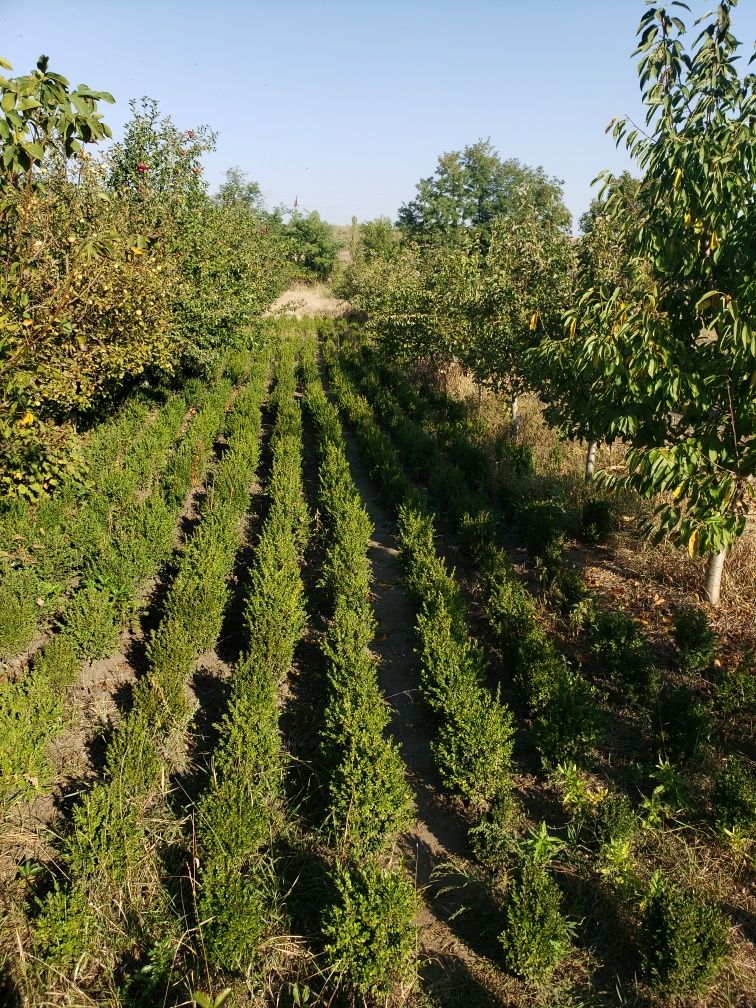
[703,549,726,607]
[477,381,483,415]
[511,394,520,440]
[584,438,598,483]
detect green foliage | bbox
[32,353,270,986]
[397,139,570,246]
[0,636,77,807]
[354,216,397,263]
[469,789,520,871]
[285,209,338,279]
[340,159,574,405]
[533,662,602,767]
[399,509,516,809]
[191,990,232,1008]
[0,567,42,657]
[196,351,307,973]
[541,5,756,584]
[639,877,729,995]
[0,61,288,495]
[322,863,418,1000]
[61,578,124,660]
[711,755,755,833]
[482,547,600,765]
[303,348,418,998]
[321,606,414,856]
[496,437,535,480]
[0,372,235,821]
[518,498,568,556]
[551,566,589,615]
[590,611,660,703]
[581,497,616,545]
[673,605,717,672]
[307,354,414,858]
[499,855,570,983]
[416,594,515,809]
[711,651,755,719]
[655,686,711,764]
[586,792,637,850]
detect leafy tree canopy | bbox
[536,1,755,603]
[285,209,339,280]
[360,217,397,262]
[396,139,570,246]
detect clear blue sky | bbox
[3,1,755,229]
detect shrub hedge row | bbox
[0,363,239,815]
[302,339,418,1002]
[31,346,271,995]
[343,331,733,996]
[324,356,516,860]
[339,342,602,770]
[192,339,310,977]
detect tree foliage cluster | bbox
[0,58,292,499]
[336,1,755,604]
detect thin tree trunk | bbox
[703,549,726,607]
[511,394,520,440]
[477,381,483,415]
[584,438,598,483]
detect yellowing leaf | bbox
[17,410,34,428]
[529,311,539,331]
[688,529,699,559]
[673,168,683,190]
[130,246,144,255]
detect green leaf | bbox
[24,141,44,162]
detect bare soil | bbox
[268,282,349,320]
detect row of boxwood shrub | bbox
[302,340,418,1003]
[0,361,241,819]
[361,341,754,818]
[321,353,582,986]
[334,328,734,997]
[30,347,272,1000]
[191,341,310,980]
[333,343,602,771]
[324,359,517,848]
[0,366,232,661]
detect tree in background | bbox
[359,216,397,262]
[109,103,291,370]
[478,196,575,435]
[396,139,569,248]
[285,209,338,280]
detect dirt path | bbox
[340,426,508,1006]
[268,282,349,319]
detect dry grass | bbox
[268,283,349,320]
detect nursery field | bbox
[0,317,752,1008]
